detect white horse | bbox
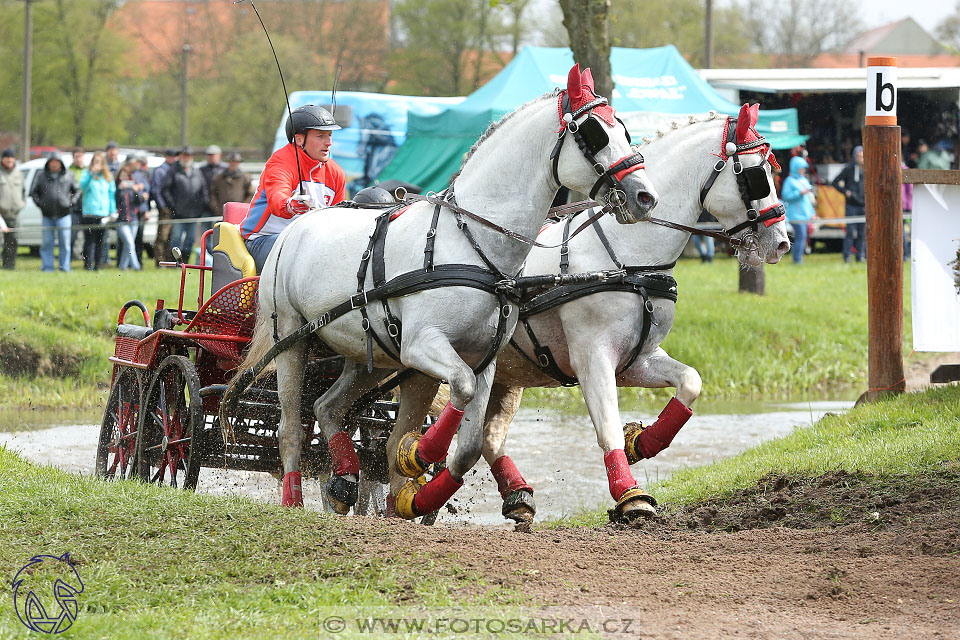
[234,65,659,516]
[476,104,792,522]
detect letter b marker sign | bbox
[866,57,897,125]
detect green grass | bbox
[1,251,915,410]
[0,446,523,639]
[526,252,913,405]
[551,383,960,527]
[0,254,183,410]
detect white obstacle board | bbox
[912,184,960,351]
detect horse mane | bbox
[449,90,558,185]
[632,111,725,149]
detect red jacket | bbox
[241,143,345,239]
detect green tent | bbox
[378,45,804,193]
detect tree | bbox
[389,0,511,95]
[742,0,864,67]
[936,1,960,52]
[0,0,129,147]
[609,0,756,68]
[558,0,613,99]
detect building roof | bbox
[699,66,960,93]
[842,18,948,56]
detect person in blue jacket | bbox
[79,151,117,270]
[780,155,817,264]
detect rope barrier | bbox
[1,215,224,234]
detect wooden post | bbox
[862,57,904,402]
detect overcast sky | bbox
[866,0,955,33]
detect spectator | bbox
[209,151,253,217]
[902,161,913,261]
[68,148,85,252]
[161,146,207,262]
[114,160,143,271]
[832,145,866,263]
[781,155,817,264]
[105,141,121,174]
[130,153,151,264]
[691,209,716,263]
[79,151,116,270]
[0,148,25,269]
[100,141,121,267]
[918,139,951,170]
[198,144,227,262]
[901,129,917,169]
[31,152,79,272]
[151,148,178,265]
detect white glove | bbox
[285,194,314,216]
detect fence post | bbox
[862,56,905,402]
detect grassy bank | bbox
[2,252,912,411]
[527,252,914,405]
[554,383,960,528]
[0,445,521,639]
[0,256,182,411]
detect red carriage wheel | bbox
[95,367,142,481]
[135,355,202,490]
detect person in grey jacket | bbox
[161,147,207,261]
[150,148,178,265]
[30,153,80,272]
[0,148,26,269]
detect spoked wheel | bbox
[95,367,142,481]
[135,355,202,490]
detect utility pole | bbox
[180,5,195,148]
[20,0,33,161]
[180,42,191,147]
[704,0,713,69]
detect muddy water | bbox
[0,398,852,526]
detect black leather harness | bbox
[509,212,678,386]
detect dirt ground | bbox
[349,465,960,639]
[348,357,960,639]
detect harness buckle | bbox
[559,245,569,256]
[426,228,436,239]
[567,119,579,134]
[644,299,655,314]
[361,249,371,261]
[387,323,400,338]
[501,305,512,318]
[361,317,370,332]
[538,353,550,367]
[350,291,368,309]
[593,162,605,175]
[713,159,726,172]
[733,158,743,174]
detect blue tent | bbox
[379,45,804,192]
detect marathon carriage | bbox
[94,203,435,518]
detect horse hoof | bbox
[502,489,536,523]
[394,477,427,520]
[396,431,427,478]
[623,422,646,465]
[611,487,657,522]
[324,475,358,515]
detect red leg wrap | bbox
[635,397,693,459]
[604,449,638,501]
[385,494,397,518]
[416,402,465,463]
[490,455,533,499]
[327,431,360,477]
[412,467,463,515]
[281,471,303,507]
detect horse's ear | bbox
[567,64,583,105]
[735,103,752,144]
[581,68,595,93]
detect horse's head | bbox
[554,65,658,224]
[701,104,790,266]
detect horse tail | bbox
[220,301,277,445]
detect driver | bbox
[240,104,346,272]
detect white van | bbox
[16,150,162,256]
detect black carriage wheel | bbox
[95,368,142,481]
[135,355,203,490]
